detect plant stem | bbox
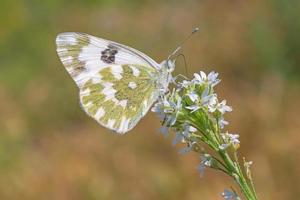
[188,117,258,199]
[219,151,257,200]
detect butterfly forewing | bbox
[56,32,161,134]
[56,32,159,86]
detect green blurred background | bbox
[1,0,300,199]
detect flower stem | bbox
[220,151,257,200]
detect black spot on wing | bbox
[101,44,118,64]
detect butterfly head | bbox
[163,27,199,74]
[163,59,176,73]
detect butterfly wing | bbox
[80,64,159,133]
[56,32,160,87]
[56,32,161,134]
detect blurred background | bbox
[1,0,300,199]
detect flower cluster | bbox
[152,71,258,200]
[152,71,234,154]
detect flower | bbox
[219,143,230,150]
[243,158,253,178]
[151,94,173,120]
[200,88,215,106]
[207,71,221,87]
[187,91,198,102]
[221,132,240,149]
[193,71,220,87]
[181,80,191,88]
[193,71,207,85]
[185,86,216,113]
[189,126,197,133]
[178,145,193,154]
[152,91,182,126]
[198,154,212,176]
[218,116,229,129]
[167,95,182,126]
[185,104,200,113]
[178,141,196,154]
[209,99,232,114]
[218,100,233,114]
[222,189,240,200]
[172,132,185,146]
[172,124,197,146]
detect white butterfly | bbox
[56,30,197,134]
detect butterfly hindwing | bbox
[80,64,158,133]
[56,32,161,134]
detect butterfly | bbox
[56,30,198,134]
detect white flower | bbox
[183,124,198,137]
[198,154,212,176]
[172,124,197,146]
[153,93,182,126]
[221,132,240,149]
[189,126,197,133]
[181,80,191,88]
[244,159,253,178]
[207,71,220,87]
[218,117,229,129]
[168,96,182,125]
[193,71,207,85]
[193,71,220,87]
[219,143,230,150]
[178,141,196,155]
[208,99,232,114]
[244,160,253,168]
[186,105,200,113]
[186,88,216,113]
[218,100,233,114]
[187,91,199,102]
[203,93,217,107]
[172,132,185,146]
[222,189,240,200]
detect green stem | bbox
[182,110,258,199]
[248,170,259,200]
[212,155,231,173]
[220,151,257,200]
[186,118,219,151]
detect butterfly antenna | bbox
[168,27,200,60]
[176,53,189,77]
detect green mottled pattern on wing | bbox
[56,34,91,78]
[80,64,158,134]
